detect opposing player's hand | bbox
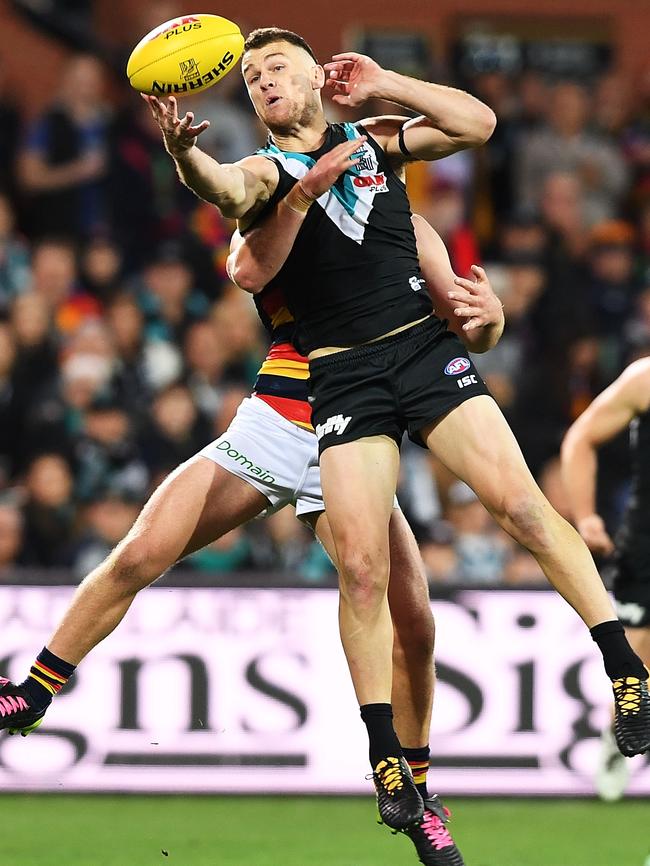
[323,52,385,107]
[577,514,615,557]
[301,137,367,198]
[142,94,210,157]
[447,265,503,332]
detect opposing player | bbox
[144,26,650,832]
[561,357,650,801]
[0,196,502,863]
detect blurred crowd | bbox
[0,44,648,586]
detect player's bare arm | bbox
[411,214,503,353]
[323,51,496,164]
[227,137,366,291]
[561,358,650,556]
[144,94,278,220]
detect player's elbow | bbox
[227,255,264,294]
[469,105,497,146]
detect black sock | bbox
[360,703,402,769]
[590,621,648,680]
[402,745,430,799]
[21,647,76,712]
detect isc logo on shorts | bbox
[444,357,471,376]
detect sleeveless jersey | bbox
[616,409,650,569]
[252,122,433,353]
[252,284,312,431]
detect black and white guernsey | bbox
[251,122,434,353]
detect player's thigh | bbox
[121,456,267,567]
[319,435,399,558]
[420,395,544,514]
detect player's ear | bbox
[312,64,325,90]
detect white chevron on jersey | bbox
[264,128,382,245]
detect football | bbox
[126,13,244,96]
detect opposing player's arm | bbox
[412,214,503,353]
[143,94,276,220]
[560,358,650,555]
[324,52,496,163]
[227,138,366,293]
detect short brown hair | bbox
[244,28,318,63]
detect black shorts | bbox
[603,549,650,628]
[309,315,491,454]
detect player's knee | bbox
[338,548,389,611]
[502,492,554,552]
[109,537,161,592]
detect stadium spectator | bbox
[0,60,21,207]
[80,236,124,303]
[19,453,76,567]
[0,195,30,311]
[0,501,23,575]
[133,243,209,343]
[73,398,148,503]
[184,320,229,417]
[517,81,628,226]
[71,493,140,579]
[142,383,212,482]
[17,55,110,240]
[0,324,18,482]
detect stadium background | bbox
[0,1,649,864]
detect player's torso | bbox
[257,122,433,353]
[252,284,312,431]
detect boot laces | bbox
[613,677,644,715]
[0,693,29,718]
[375,757,405,793]
[420,809,454,850]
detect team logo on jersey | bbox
[352,148,374,173]
[350,144,388,193]
[315,414,352,439]
[444,357,471,376]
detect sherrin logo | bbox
[444,357,471,376]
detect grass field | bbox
[1,795,648,866]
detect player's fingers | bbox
[453,306,483,317]
[462,318,482,331]
[471,264,487,281]
[168,95,179,123]
[187,120,210,136]
[179,112,194,129]
[330,52,362,62]
[453,276,479,294]
[448,289,474,304]
[331,94,351,105]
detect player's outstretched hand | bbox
[301,136,367,198]
[142,94,210,157]
[323,52,385,107]
[577,514,615,557]
[448,265,503,332]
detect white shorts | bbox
[200,396,323,518]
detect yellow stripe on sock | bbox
[33,662,66,683]
[28,672,58,695]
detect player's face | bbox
[242,41,323,132]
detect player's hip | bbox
[200,395,324,518]
[308,318,491,452]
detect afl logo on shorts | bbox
[444,357,471,376]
